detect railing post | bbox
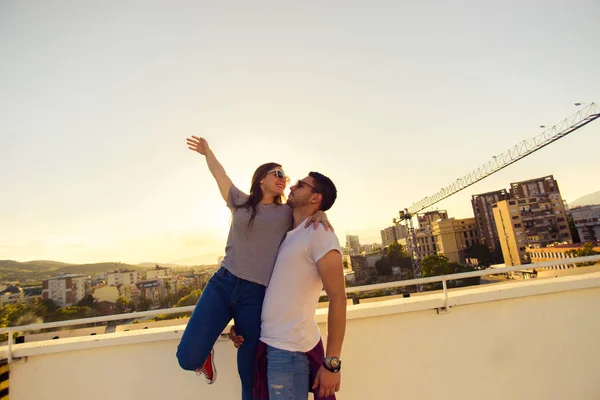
[442,280,449,312]
[7,332,13,364]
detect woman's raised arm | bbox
[187,136,233,202]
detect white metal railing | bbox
[1,254,599,363]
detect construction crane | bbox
[396,102,600,282]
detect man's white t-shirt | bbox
[260,217,341,352]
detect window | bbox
[514,223,522,228]
[518,200,527,204]
[509,201,516,205]
[559,225,567,230]
[512,216,519,220]
[557,217,565,222]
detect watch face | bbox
[330,358,341,368]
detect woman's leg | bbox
[232,279,266,400]
[176,267,234,371]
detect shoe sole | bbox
[206,348,217,384]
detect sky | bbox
[1,0,599,265]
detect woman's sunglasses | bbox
[268,168,289,182]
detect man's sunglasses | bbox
[268,168,289,182]
[296,179,320,193]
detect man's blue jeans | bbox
[176,267,265,400]
[266,344,310,400]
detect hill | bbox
[570,191,600,208]
[0,260,143,285]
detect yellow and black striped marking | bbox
[0,363,8,400]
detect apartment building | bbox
[42,274,87,307]
[415,210,448,257]
[493,176,572,266]
[432,217,480,264]
[106,270,141,287]
[570,205,600,242]
[472,189,510,252]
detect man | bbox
[232,172,346,399]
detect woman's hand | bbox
[187,136,209,155]
[305,210,334,231]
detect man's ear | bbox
[311,193,323,205]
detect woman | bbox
[176,136,331,400]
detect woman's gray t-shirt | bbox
[220,185,293,286]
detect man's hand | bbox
[228,326,244,348]
[312,365,341,397]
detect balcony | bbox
[2,256,600,400]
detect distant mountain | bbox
[0,260,71,271]
[0,260,142,284]
[570,191,600,208]
[54,262,146,275]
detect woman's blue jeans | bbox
[266,344,310,399]
[176,267,266,400]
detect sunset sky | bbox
[1,1,599,265]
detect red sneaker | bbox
[196,348,217,384]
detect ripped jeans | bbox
[266,344,310,400]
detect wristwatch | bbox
[323,357,342,373]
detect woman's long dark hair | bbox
[235,162,284,226]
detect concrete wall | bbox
[4,272,600,400]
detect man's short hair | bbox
[309,172,337,211]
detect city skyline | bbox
[2,1,599,265]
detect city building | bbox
[432,217,480,264]
[526,241,600,269]
[136,280,161,302]
[93,286,120,303]
[146,266,173,280]
[346,235,361,255]
[471,189,510,253]
[570,205,600,242]
[349,250,384,284]
[380,224,407,247]
[341,247,352,269]
[118,284,140,303]
[0,285,25,306]
[106,270,141,287]
[42,274,87,307]
[22,286,43,304]
[415,210,448,257]
[493,175,572,266]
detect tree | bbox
[421,255,451,277]
[375,257,393,276]
[77,294,98,310]
[136,295,152,312]
[565,242,598,266]
[115,296,132,314]
[47,306,94,322]
[465,244,495,267]
[176,289,203,308]
[568,215,581,243]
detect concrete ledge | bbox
[3,271,600,360]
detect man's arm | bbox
[317,249,347,358]
[313,249,346,397]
